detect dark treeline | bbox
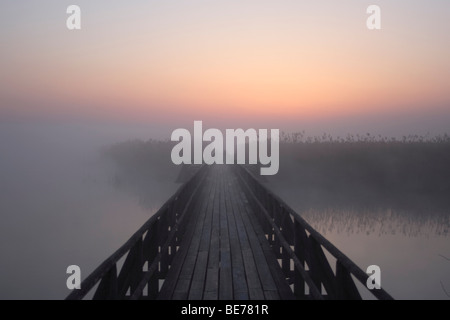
[270,133,450,211]
[103,134,450,211]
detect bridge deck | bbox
[66,164,394,300]
[158,165,295,300]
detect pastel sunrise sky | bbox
[1,1,450,136]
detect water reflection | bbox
[298,207,448,238]
[265,174,450,239]
[268,182,450,299]
[102,139,180,212]
[108,171,178,212]
[0,125,177,300]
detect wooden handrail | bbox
[66,165,207,300]
[66,164,394,300]
[235,165,394,300]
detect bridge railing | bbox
[66,166,207,300]
[235,165,394,300]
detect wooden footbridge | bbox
[66,165,393,300]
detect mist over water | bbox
[1,0,450,301]
[0,122,449,299]
[0,122,177,299]
[263,139,450,300]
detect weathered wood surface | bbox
[66,164,394,300]
[158,165,294,300]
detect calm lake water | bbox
[0,124,178,299]
[0,124,448,299]
[271,185,449,300]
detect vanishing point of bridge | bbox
[66,165,393,300]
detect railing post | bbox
[147,268,159,300]
[336,261,362,300]
[306,235,322,295]
[294,221,306,299]
[280,212,294,282]
[93,264,118,300]
[158,215,169,279]
[144,221,159,299]
[131,238,144,296]
[116,237,144,298]
[308,237,337,299]
[233,165,393,300]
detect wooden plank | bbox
[202,168,221,300]
[264,290,280,300]
[198,172,216,252]
[172,279,191,300]
[262,248,295,300]
[219,171,233,300]
[188,173,218,299]
[224,173,249,300]
[227,173,265,300]
[219,249,233,299]
[241,199,296,300]
[219,170,230,252]
[156,219,197,298]
[177,191,211,281]
[237,192,280,292]
[235,167,323,300]
[156,218,197,297]
[204,267,219,300]
[240,250,265,300]
[235,182,296,300]
[80,164,396,301]
[67,168,206,301]
[248,287,265,300]
[231,266,249,300]
[157,178,211,299]
[171,172,215,298]
[188,251,209,300]
[208,173,220,269]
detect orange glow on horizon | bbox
[1,1,449,125]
